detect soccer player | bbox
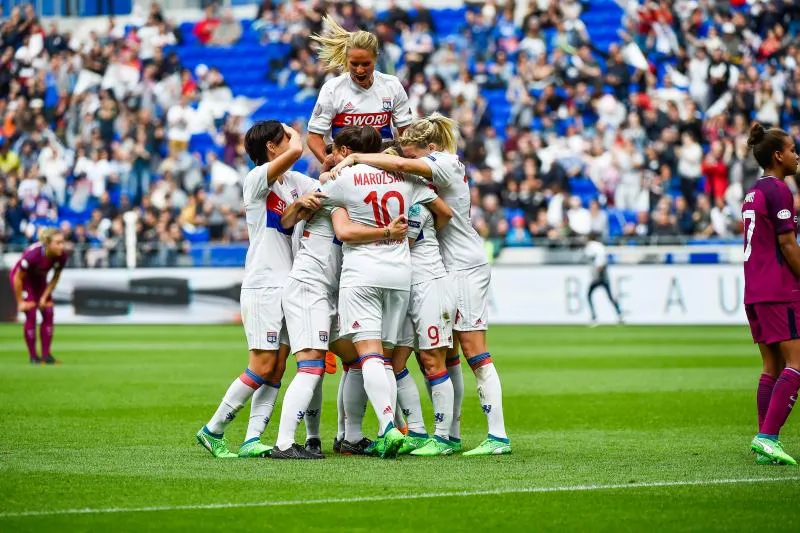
[325,125,452,458]
[331,113,512,455]
[307,16,412,165]
[275,127,410,459]
[392,200,457,457]
[585,234,624,326]
[196,121,325,459]
[742,122,800,466]
[9,228,67,365]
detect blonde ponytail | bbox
[311,15,379,72]
[399,113,459,154]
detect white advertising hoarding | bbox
[27,265,746,326]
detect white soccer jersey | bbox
[288,203,343,292]
[308,71,413,141]
[325,164,438,290]
[419,152,487,272]
[407,203,447,285]
[241,163,318,289]
[585,240,608,268]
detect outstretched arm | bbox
[280,191,327,229]
[307,132,328,164]
[13,270,35,312]
[265,125,304,185]
[331,209,408,244]
[332,153,434,180]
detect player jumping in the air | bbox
[585,234,624,326]
[9,228,67,365]
[307,16,413,447]
[332,113,512,455]
[325,125,452,458]
[275,127,409,459]
[196,121,325,459]
[742,122,800,466]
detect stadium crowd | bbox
[1,0,799,265]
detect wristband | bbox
[384,228,390,238]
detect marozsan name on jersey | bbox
[353,171,404,186]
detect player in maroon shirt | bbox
[742,122,800,465]
[9,228,68,365]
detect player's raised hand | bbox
[298,191,327,211]
[387,214,408,240]
[283,124,302,150]
[330,154,357,178]
[321,153,342,172]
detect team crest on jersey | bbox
[267,331,278,343]
[382,97,392,111]
[319,331,328,342]
[409,204,421,217]
[778,209,792,220]
[291,189,299,200]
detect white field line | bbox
[0,342,240,352]
[1,476,799,519]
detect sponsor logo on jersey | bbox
[332,111,391,127]
[778,209,792,220]
[319,331,328,342]
[409,204,421,217]
[744,192,755,203]
[426,154,436,162]
[475,318,484,326]
[382,97,392,111]
[267,331,278,343]
[383,405,393,415]
[351,321,361,329]
[344,102,354,111]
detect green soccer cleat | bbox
[398,435,428,455]
[463,437,512,456]
[380,427,405,459]
[755,454,778,465]
[751,436,797,466]
[196,427,238,458]
[238,437,272,458]
[410,437,455,456]
[448,438,462,452]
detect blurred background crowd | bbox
[0,0,799,266]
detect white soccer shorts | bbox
[282,277,339,352]
[339,286,410,347]
[240,287,289,351]
[401,277,455,350]
[451,264,491,332]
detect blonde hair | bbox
[38,227,61,245]
[311,15,379,72]
[399,113,459,154]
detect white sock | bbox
[447,355,464,441]
[361,354,394,436]
[468,353,507,440]
[384,357,398,422]
[304,374,323,440]
[206,370,261,435]
[275,361,324,450]
[343,367,366,443]
[396,368,427,436]
[336,369,348,441]
[244,380,281,442]
[428,371,454,439]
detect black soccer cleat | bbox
[42,355,59,365]
[271,443,324,460]
[340,438,374,456]
[29,355,43,365]
[333,437,343,454]
[305,438,324,458]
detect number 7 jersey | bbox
[324,164,438,290]
[742,175,800,304]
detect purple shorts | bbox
[746,302,800,344]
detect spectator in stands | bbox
[209,9,242,46]
[193,4,220,46]
[692,194,714,238]
[702,140,730,203]
[677,132,703,207]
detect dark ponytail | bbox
[333,125,383,154]
[747,121,789,169]
[244,120,284,165]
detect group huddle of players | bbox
[195,17,510,459]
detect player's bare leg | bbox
[272,347,325,459]
[411,346,455,456]
[353,338,404,458]
[331,338,372,454]
[752,339,800,465]
[458,330,511,456]
[198,348,280,458]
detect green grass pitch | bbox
[1,324,799,532]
